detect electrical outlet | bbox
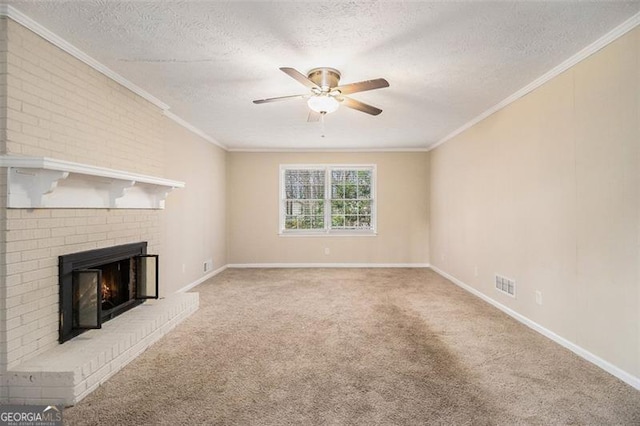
[535,290,543,305]
[324,247,330,255]
[203,259,213,273]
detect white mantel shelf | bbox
[0,156,185,209]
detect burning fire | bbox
[102,278,113,301]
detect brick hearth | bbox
[4,293,198,405]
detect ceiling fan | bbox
[253,67,389,121]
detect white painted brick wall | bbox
[0,16,166,373]
[5,21,163,173]
[5,293,198,405]
[0,15,9,399]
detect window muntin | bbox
[330,169,372,230]
[283,169,325,230]
[280,165,376,235]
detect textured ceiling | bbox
[4,1,640,150]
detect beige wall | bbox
[0,17,227,370]
[227,151,429,265]
[429,28,640,377]
[161,120,226,292]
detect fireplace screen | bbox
[73,269,100,329]
[59,243,158,343]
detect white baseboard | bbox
[176,263,430,292]
[176,264,228,293]
[227,263,431,268]
[429,265,640,391]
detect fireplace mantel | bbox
[0,155,185,209]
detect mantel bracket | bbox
[0,156,185,209]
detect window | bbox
[280,165,376,235]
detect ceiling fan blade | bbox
[253,94,307,104]
[307,110,322,122]
[335,78,389,95]
[280,67,320,90]
[339,96,383,116]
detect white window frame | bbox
[279,164,377,237]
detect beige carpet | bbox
[65,268,640,425]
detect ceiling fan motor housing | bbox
[307,68,341,91]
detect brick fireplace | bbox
[0,12,221,407]
[0,157,199,405]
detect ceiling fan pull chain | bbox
[321,112,326,138]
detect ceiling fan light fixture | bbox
[307,94,340,114]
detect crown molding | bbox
[163,111,228,150]
[0,4,169,111]
[430,10,640,151]
[0,5,231,150]
[227,147,430,153]
[4,4,637,154]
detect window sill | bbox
[279,230,377,238]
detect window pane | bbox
[331,200,345,214]
[345,200,358,214]
[359,200,371,215]
[345,215,358,227]
[283,200,324,230]
[332,185,345,199]
[312,216,325,228]
[311,185,324,199]
[330,170,372,200]
[358,185,371,199]
[285,217,297,229]
[284,169,325,230]
[345,184,357,199]
[298,200,323,215]
[328,168,373,231]
[285,170,325,199]
[358,170,371,185]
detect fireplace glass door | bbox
[136,255,159,299]
[73,269,102,329]
[60,243,159,342]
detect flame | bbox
[102,276,113,301]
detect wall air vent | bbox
[495,274,516,298]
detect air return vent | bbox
[495,274,516,298]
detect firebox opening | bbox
[59,242,158,343]
[100,259,134,313]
